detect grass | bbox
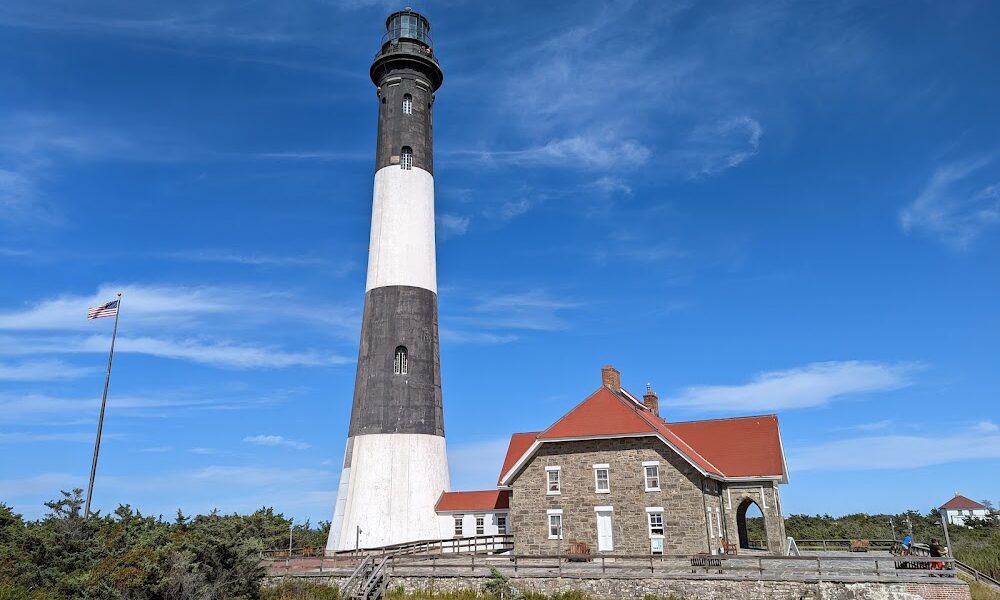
[964,578,1000,600]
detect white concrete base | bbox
[326,433,450,552]
[365,165,437,294]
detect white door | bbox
[596,510,614,551]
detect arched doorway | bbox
[736,498,768,550]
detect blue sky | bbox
[1,0,998,524]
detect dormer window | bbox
[400,146,412,170]
[393,346,408,375]
[402,94,413,115]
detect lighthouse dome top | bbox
[384,8,432,46]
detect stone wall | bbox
[721,482,786,553]
[510,438,714,555]
[271,574,970,600]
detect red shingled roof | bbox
[498,432,539,485]
[666,416,785,479]
[435,490,509,512]
[941,494,987,510]
[497,386,786,485]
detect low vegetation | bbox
[783,509,1000,578]
[2,490,996,599]
[0,489,327,599]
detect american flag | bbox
[87,300,119,320]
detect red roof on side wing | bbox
[941,494,987,510]
[435,490,510,512]
[666,416,785,479]
[498,432,539,485]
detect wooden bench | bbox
[691,554,723,573]
[567,541,592,562]
[850,539,871,552]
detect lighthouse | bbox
[327,9,449,552]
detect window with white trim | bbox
[400,146,413,170]
[475,515,484,535]
[453,515,463,536]
[647,510,664,537]
[402,93,413,115]
[496,514,508,534]
[545,466,561,494]
[643,462,660,491]
[547,512,563,539]
[393,345,408,375]
[593,464,610,493]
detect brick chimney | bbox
[601,365,621,390]
[643,383,660,418]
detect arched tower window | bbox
[400,146,413,170]
[402,94,413,115]
[393,346,408,375]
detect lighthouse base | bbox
[327,433,449,552]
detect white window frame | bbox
[402,93,413,115]
[642,461,660,491]
[496,513,508,534]
[453,514,463,537]
[393,346,408,375]
[646,507,664,538]
[475,514,485,535]
[400,147,412,170]
[593,463,610,494]
[545,466,561,495]
[547,509,563,540]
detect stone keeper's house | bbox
[436,366,789,556]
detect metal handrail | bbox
[373,39,439,66]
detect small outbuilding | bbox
[941,494,990,526]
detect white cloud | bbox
[0,169,37,222]
[973,420,999,433]
[460,290,584,332]
[0,334,347,369]
[0,284,236,331]
[673,360,920,412]
[0,431,96,444]
[0,359,94,381]
[465,135,651,170]
[243,434,310,450]
[439,328,518,345]
[0,283,357,370]
[590,177,633,195]
[496,199,532,220]
[683,116,764,178]
[790,429,1000,472]
[0,391,283,423]
[900,157,1000,249]
[437,213,470,239]
[167,250,337,268]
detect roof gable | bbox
[941,494,987,510]
[498,432,539,485]
[539,386,659,439]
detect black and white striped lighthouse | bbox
[327,9,448,551]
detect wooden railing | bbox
[264,552,958,582]
[261,534,514,560]
[793,539,898,552]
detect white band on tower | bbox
[365,165,437,294]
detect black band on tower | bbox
[348,286,444,437]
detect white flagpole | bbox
[84,292,122,519]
